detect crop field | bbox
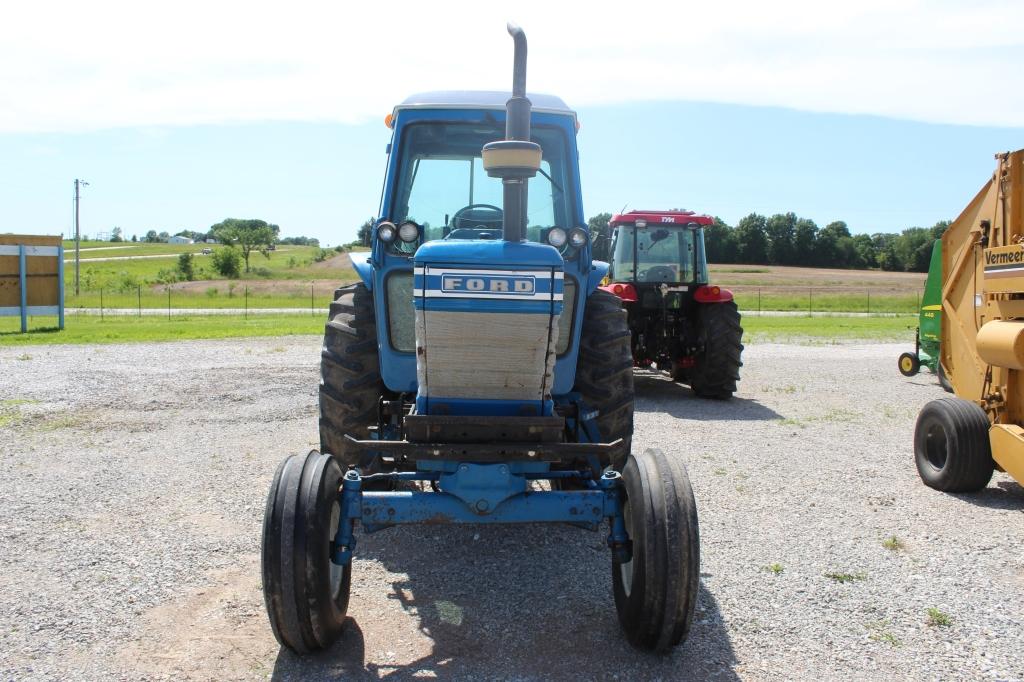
[709,264,928,314]
[1,338,1020,680]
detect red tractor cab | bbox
[598,210,743,399]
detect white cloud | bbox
[1,0,1022,132]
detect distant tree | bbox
[765,213,797,265]
[703,217,737,263]
[177,252,196,281]
[145,230,159,243]
[157,231,170,243]
[793,218,818,264]
[110,226,123,243]
[587,212,613,261]
[210,246,243,279]
[357,218,375,247]
[210,218,281,272]
[851,234,876,268]
[130,234,138,243]
[279,235,320,246]
[733,213,768,264]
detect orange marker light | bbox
[384,113,394,129]
[710,286,721,296]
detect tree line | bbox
[587,212,950,273]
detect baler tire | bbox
[574,289,634,469]
[688,302,744,400]
[937,362,953,393]
[262,451,352,654]
[612,449,700,653]
[319,282,388,466]
[914,397,994,492]
[899,352,921,377]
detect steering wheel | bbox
[450,204,503,231]
[638,266,677,282]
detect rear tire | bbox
[262,451,351,654]
[573,289,634,468]
[914,397,994,492]
[319,283,388,465]
[613,449,700,653]
[688,302,744,399]
[899,352,920,377]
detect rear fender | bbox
[693,285,734,303]
[349,251,373,290]
[587,260,610,294]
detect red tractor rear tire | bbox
[685,301,743,400]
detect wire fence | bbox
[64,281,343,317]
[56,282,927,318]
[728,286,923,316]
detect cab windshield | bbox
[610,225,698,284]
[390,122,573,242]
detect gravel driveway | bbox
[0,338,1021,681]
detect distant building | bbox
[169,235,194,244]
[205,238,217,244]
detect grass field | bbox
[0,314,325,346]
[1,313,914,347]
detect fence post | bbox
[757,288,761,316]
[867,292,870,315]
[18,244,27,333]
[167,287,171,320]
[138,285,142,317]
[808,288,813,317]
[100,288,104,321]
[311,282,314,316]
[245,286,248,320]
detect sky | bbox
[1,0,1023,245]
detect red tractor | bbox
[597,210,744,399]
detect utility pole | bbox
[74,179,89,295]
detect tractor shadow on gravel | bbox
[270,522,739,680]
[951,479,1024,510]
[633,372,782,422]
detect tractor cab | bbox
[606,210,711,300]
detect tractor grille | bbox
[412,265,563,415]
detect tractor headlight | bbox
[547,227,567,248]
[568,227,588,249]
[398,221,419,243]
[377,221,396,243]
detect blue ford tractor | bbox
[262,24,700,654]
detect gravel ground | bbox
[0,337,1022,681]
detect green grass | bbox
[926,608,952,627]
[2,313,917,346]
[734,291,919,314]
[0,315,325,346]
[764,563,784,575]
[743,315,914,342]
[882,536,904,551]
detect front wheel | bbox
[613,449,700,653]
[262,451,351,654]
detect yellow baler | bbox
[914,149,1024,491]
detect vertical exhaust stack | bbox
[482,23,543,243]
